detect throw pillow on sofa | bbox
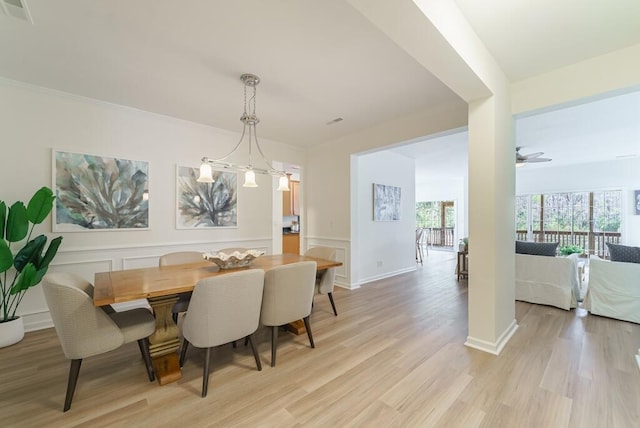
[515,241,558,257]
[606,243,640,264]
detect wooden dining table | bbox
[94,253,341,385]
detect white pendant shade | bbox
[243,169,258,187]
[277,175,290,191]
[197,163,214,183]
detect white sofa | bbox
[584,257,640,324]
[515,253,581,310]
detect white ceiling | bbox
[0,0,461,147]
[453,0,640,81]
[393,90,640,184]
[1,0,639,157]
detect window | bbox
[515,190,622,257]
[416,200,455,247]
[416,201,441,229]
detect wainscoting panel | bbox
[306,237,353,289]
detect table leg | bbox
[147,295,182,385]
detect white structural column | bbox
[348,0,517,353]
[465,92,518,354]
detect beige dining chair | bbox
[305,246,338,316]
[260,261,317,367]
[179,269,265,397]
[42,272,156,412]
[159,251,204,322]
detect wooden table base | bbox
[152,354,182,385]
[147,295,182,385]
[284,319,306,335]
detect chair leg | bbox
[202,347,211,398]
[327,292,338,316]
[270,326,278,367]
[138,338,155,382]
[179,338,189,367]
[63,359,82,412]
[172,312,179,324]
[247,334,262,371]
[303,316,315,349]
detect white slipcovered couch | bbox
[583,257,640,324]
[515,253,581,310]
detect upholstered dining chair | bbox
[42,272,156,412]
[304,246,338,316]
[159,251,204,323]
[179,269,265,397]
[260,261,317,367]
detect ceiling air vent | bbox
[0,0,33,23]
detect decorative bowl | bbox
[203,249,264,270]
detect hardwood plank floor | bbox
[1,251,639,427]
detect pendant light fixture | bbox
[198,73,290,191]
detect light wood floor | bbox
[2,251,639,427]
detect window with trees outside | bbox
[515,190,622,257]
[416,201,455,248]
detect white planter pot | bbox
[0,316,25,348]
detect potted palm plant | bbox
[0,187,62,347]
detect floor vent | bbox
[1,0,33,24]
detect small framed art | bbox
[373,183,401,221]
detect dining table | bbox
[94,253,342,385]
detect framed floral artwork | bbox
[176,165,237,228]
[53,150,149,231]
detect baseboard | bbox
[465,319,519,355]
[335,282,360,290]
[22,311,53,332]
[358,266,417,286]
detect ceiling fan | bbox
[516,146,551,166]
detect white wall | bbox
[0,79,304,331]
[307,101,468,287]
[516,157,640,245]
[355,151,416,285]
[416,176,467,243]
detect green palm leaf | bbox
[0,201,6,240]
[0,239,13,273]
[11,263,37,294]
[26,186,55,225]
[14,235,47,271]
[6,201,28,242]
